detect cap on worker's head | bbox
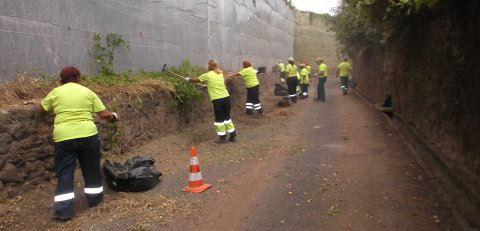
[278,60,282,63]
[243,60,252,68]
[343,57,348,61]
[299,63,305,68]
[316,58,324,63]
[288,57,294,63]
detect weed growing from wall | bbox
[92,33,130,75]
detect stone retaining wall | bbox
[0,73,277,200]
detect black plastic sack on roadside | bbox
[277,97,290,108]
[103,156,162,192]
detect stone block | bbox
[44,159,54,171]
[0,133,13,154]
[11,124,27,140]
[0,188,7,201]
[21,137,44,150]
[0,125,8,133]
[8,141,24,154]
[0,163,25,183]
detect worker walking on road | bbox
[228,60,262,114]
[41,66,118,220]
[186,59,236,143]
[315,58,328,101]
[285,57,299,103]
[336,58,352,95]
[277,60,286,82]
[299,63,310,99]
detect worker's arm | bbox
[336,69,340,78]
[185,77,202,83]
[96,110,118,122]
[226,72,242,78]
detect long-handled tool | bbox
[161,64,206,88]
[302,56,316,64]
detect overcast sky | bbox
[290,0,340,15]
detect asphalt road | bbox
[171,78,458,231]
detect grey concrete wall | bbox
[0,0,294,81]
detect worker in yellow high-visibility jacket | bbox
[315,58,328,102]
[186,59,236,143]
[336,58,352,95]
[285,57,299,103]
[299,63,310,99]
[228,60,263,115]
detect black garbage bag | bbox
[274,83,288,96]
[277,97,290,108]
[103,156,162,192]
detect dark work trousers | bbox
[246,85,262,114]
[300,84,309,97]
[287,77,298,102]
[212,97,236,137]
[317,77,327,101]
[54,134,103,217]
[340,76,349,94]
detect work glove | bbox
[280,78,285,83]
[184,77,190,81]
[111,112,119,122]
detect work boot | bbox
[257,108,263,114]
[215,135,228,144]
[87,194,104,208]
[229,131,237,142]
[246,109,253,115]
[51,211,72,221]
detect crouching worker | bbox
[299,63,310,99]
[40,66,118,220]
[186,59,236,143]
[227,60,262,114]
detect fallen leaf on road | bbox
[326,206,340,216]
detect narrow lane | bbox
[174,79,457,231]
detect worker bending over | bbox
[315,58,328,102]
[41,66,118,220]
[336,58,352,95]
[228,60,262,114]
[299,63,310,99]
[285,57,299,103]
[186,59,236,143]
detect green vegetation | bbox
[333,0,440,56]
[284,0,296,10]
[0,61,204,107]
[92,32,130,75]
[82,60,204,106]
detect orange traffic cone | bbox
[182,146,212,193]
